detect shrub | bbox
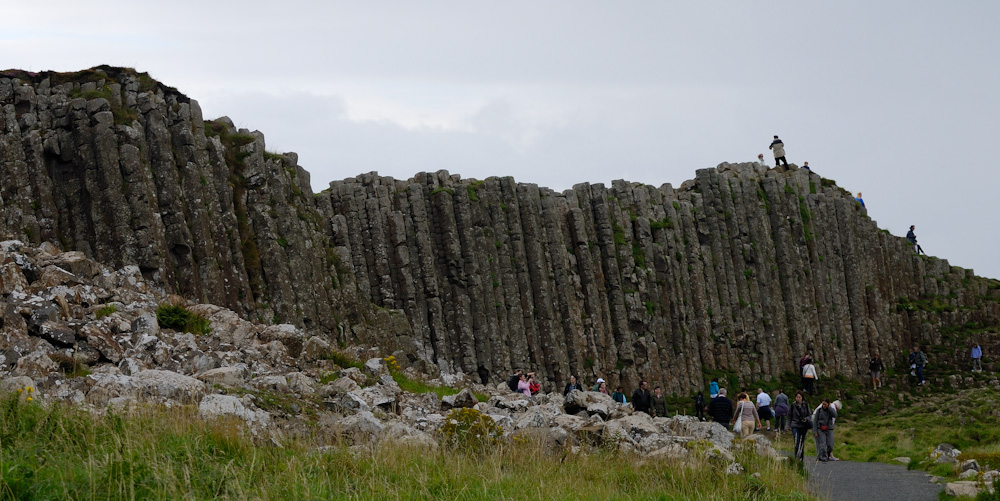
[95,304,118,318]
[438,408,502,451]
[156,304,211,335]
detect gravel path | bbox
[805,457,943,501]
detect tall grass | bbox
[0,394,813,500]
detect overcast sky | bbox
[5,1,999,279]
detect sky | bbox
[4,1,999,279]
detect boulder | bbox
[945,481,988,497]
[364,357,386,376]
[564,390,614,414]
[197,365,249,387]
[0,261,29,294]
[258,324,305,358]
[441,388,478,410]
[341,367,367,386]
[301,336,332,362]
[321,377,361,396]
[79,323,123,363]
[338,410,384,441]
[14,351,59,377]
[198,394,271,431]
[960,459,980,472]
[0,375,35,393]
[603,413,658,443]
[133,369,206,404]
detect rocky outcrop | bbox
[3,67,1000,395]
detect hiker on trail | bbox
[908,347,917,376]
[813,399,842,461]
[564,375,584,395]
[756,153,767,166]
[517,373,531,397]
[769,135,788,167]
[632,381,652,414]
[695,391,707,421]
[756,388,773,431]
[906,225,925,255]
[773,389,790,433]
[971,343,983,372]
[802,360,818,395]
[651,386,668,417]
[592,377,605,392]
[802,161,810,170]
[708,388,734,425]
[612,386,627,404]
[856,192,865,208]
[798,352,813,390]
[732,392,762,437]
[528,374,541,395]
[913,345,928,385]
[869,353,886,389]
[790,391,811,461]
[508,370,523,392]
[709,378,720,399]
[813,399,838,462]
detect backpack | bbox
[507,374,519,392]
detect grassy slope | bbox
[0,394,814,500]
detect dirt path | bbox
[804,457,943,501]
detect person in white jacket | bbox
[802,362,818,395]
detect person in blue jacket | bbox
[972,343,983,372]
[856,192,865,207]
[709,378,720,399]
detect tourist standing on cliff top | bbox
[856,192,865,208]
[769,135,788,167]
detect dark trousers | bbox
[775,156,788,166]
[775,415,787,431]
[916,365,925,383]
[804,378,815,395]
[792,427,808,460]
[695,406,705,421]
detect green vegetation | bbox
[95,304,118,319]
[67,84,138,125]
[896,295,956,314]
[466,180,484,201]
[430,187,454,197]
[650,216,674,230]
[0,394,812,500]
[155,304,212,335]
[612,223,626,247]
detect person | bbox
[651,386,668,417]
[908,347,917,376]
[802,360,818,395]
[906,225,925,255]
[516,373,531,398]
[756,153,766,166]
[592,377,605,392]
[812,400,843,461]
[856,192,865,208]
[913,345,928,385]
[564,375,584,395]
[972,343,983,372]
[731,392,761,437]
[756,388,773,431]
[709,378,720,399]
[813,399,837,462]
[789,391,811,461]
[597,381,609,395]
[869,353,886,389]
[694,391,706,421]
[632,381,652,414]
[707,388,734,425]
[802,161,810,170]
[612,386,627,404]
[507,370,523,392]
[769,135,788,167]
[528,374,540,395]
[798,352,812,390]
[773,389,789,433]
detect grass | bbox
[0,394,814,500]
[95,304,118,319]
[155,304,212,335]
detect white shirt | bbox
[757,392,772,407]
[802,364,818,378]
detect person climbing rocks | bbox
[756,153,767,166]
[528,374,541,395]
[856,192,865,208]
[913,345,928,385]
[707,388,733,425]
[802,359,818,395]
[651,386,668,417]
[906,225,925,255]
[812,399,839,462]
[769,135,788,167]
[790,391,811,461]
[869,352,886,389]
[773,389,789,433]
[517,373,531,397]
[909,347,917,376]
[563,375,584,395]
[632,381,652,414]
[756,388,773,431]
[694,391,706,421]
[972,343,983,372]
[709,378,720,399]
[798,352,813,391]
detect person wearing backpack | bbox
[812,399,838,462]
[507,370,523,392]
[869,353,886,389]
[913,345,928,385]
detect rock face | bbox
[3,67,1000,394]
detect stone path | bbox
[804,457,943,501]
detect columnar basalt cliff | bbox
[2,67,998,393]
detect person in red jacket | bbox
[528,374,540,395]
